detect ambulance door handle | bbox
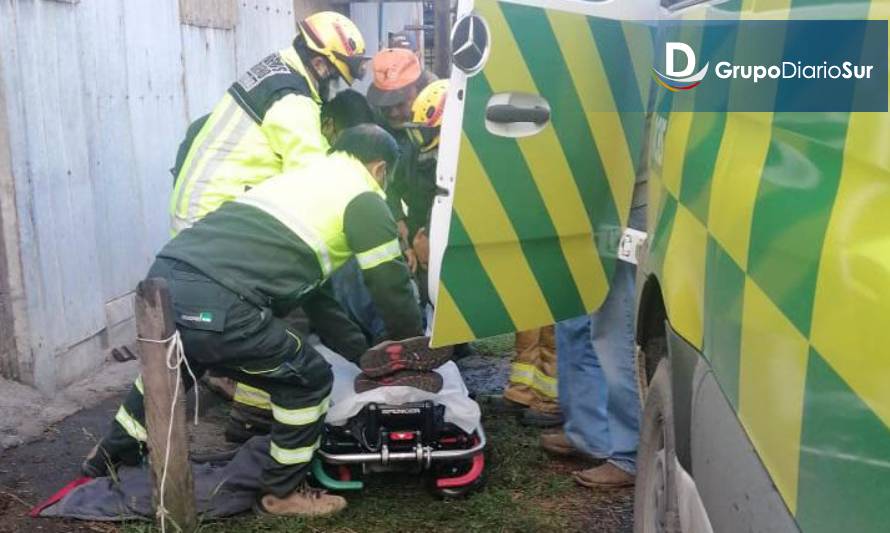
[485,93,550,138]
[485,104,550,125]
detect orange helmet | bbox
[406,80,449,152]
[366,48,423,107]
[298,12,367,85]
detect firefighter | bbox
[220,88,378,444]
[167,11,373,439]
[366,48,436,134]
[169,11,368,234]
[83,125,424,516]
[503,327,562,427]
[320,89,376,144]
[393,80,448,305]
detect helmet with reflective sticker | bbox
[298,11,367,85]
[406,80,449,152]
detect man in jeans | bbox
[540,205,644,488]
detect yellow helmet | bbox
[298,12,367,85]
[406,80,449,152]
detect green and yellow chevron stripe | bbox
[648,0,890,530]
[432,0,651,347]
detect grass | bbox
[471,334,515,358]
[124,416,602,533]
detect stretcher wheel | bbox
[311,458,364,491]
[429,452,486,498]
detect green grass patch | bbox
[471,334,515,358]
[120,335,633,532]
[122,414,604,533]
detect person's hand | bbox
[404,248,418,273]
[396,220,409,243]
[413,227,429,269]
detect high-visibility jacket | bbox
[160,152,424,340]
[169,46,329,235]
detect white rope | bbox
[137,330,199,533]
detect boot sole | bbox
[359,337,453,378]
[355,370,444,394]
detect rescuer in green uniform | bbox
[169,11,368,234]
[84,125,423,517]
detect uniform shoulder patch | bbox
[228,53,312,123]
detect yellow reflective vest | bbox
[169,47,329,235]
[161,153,424,339]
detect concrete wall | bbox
[0,0,305,393]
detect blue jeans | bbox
[330,259,387,343]
[556,257,641,474]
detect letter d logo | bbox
[666,42,696,77]
[652,42,709,91]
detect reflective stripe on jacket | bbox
[159,152,424,339]
[169,47,328,234]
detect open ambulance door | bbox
[428,0,656,347]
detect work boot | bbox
[451,342,477,360]
[502,383,537,409]
[540,431,579,457]
[224,406,272,444]
[259,484,347,517]
[573,462,635,489]
[81,442,140,478]
[359,336,453,378]
[354,369,444,393]
[81,443,116,478]
[521,408,564,428]
[481,395,528,416]
[201,374,237,401]
[224,418,264,444]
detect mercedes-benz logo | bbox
[451,14,490,76]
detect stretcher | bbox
[312,342,487,497]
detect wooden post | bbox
[433,0,452,79]
[136,278,197,533]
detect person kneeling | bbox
[82,125,423,517]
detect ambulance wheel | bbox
[634,359,680,533]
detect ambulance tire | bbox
[633,359,681,533]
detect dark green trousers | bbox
[100,258,333,497]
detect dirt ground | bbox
[0,336,634,532]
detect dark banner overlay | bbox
[647,19,887,112]
[579,18,888,112]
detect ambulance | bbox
[427,0,890,531]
